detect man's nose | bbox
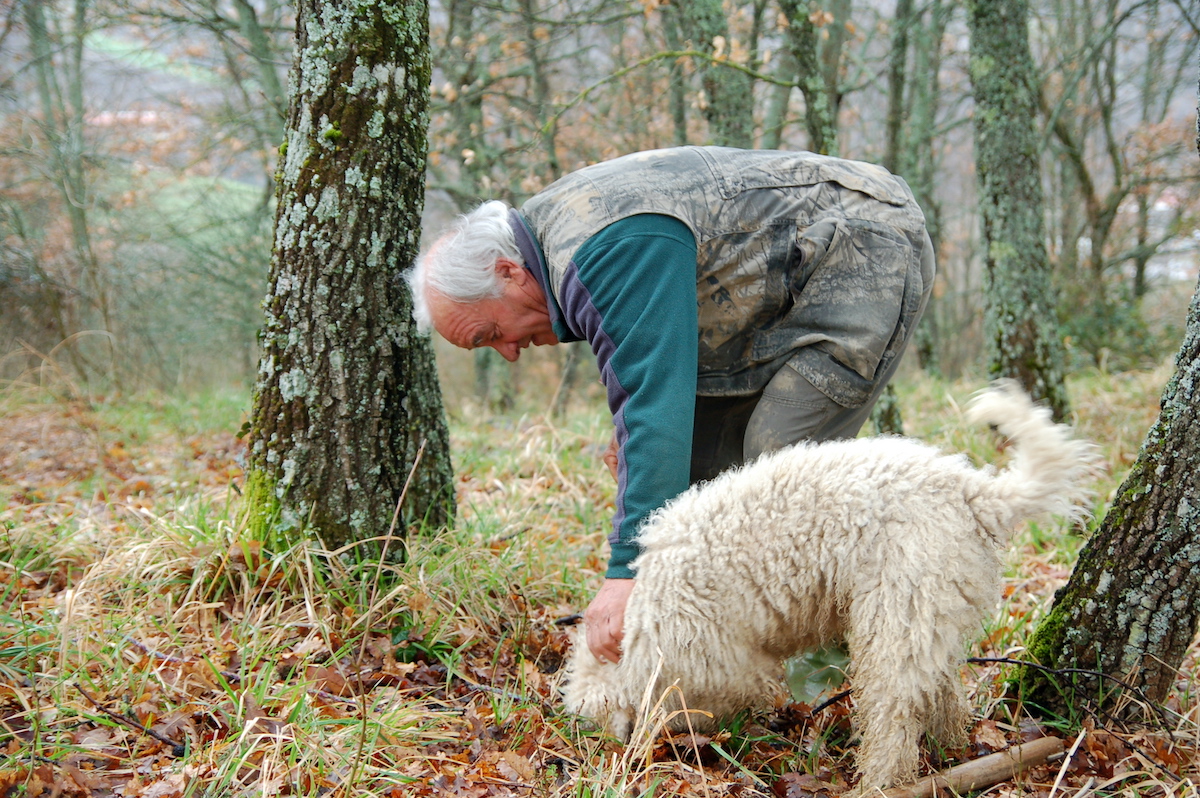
[496,342,520,362]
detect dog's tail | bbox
[965,380,1097,536]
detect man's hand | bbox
[602,435,619,481]
[584,578,635,663]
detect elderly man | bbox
[407,146,935,666]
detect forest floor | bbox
[0,364,1197,797]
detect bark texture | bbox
[248,0,454,551]
[675,0,755,148]
[908,0,948,378]
[966,0,1070,420]
[1019,274,1200,716]
[776,0,838,156]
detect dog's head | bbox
[561,627,636,741]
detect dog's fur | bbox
[563,381,1095,790]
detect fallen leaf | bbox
[142,773,188,798]
[495,750,535,781]
[973,719,1010,752]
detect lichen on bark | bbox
[966,0,1070,420]
[1015,275,1200,720]
[246,0,453,555]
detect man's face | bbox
[428,259,558,362]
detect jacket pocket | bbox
[752,219,920,406]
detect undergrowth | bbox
[0,363,1196,796]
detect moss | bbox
[240,468,283,543]
[1023,604,1067,673]
[1005,603,1080,721]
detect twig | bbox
[124,636,242,684]
[462,682,536,706]
[1048,728,1087,798]
[73,683,186,756]
[968,656,1184,784]
[966,657,1180,734]
[19,754,63,766]
[880,736,1065,798]
[812,688,852,714]
[309,688,362,705]
[488,525,530,545]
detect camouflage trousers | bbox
[689,229,936,484]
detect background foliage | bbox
[1,0,1197,397]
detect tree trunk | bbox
[882,0,913,178]
[662,2,690,147]
[248,0,455,552]
[443,0,490,205]
[231,0,288,125]
[675,0,755,148]
[819,0,853,127]
[440,0,512,409]
[966,0,1070,420]
[1018,271,1200,717]
[1015,59,1200,719]
[777,0,838,155]
[866,0,916,437]
[759,23,796,150]
[517,0,562,178]
[908,0,947,379]
[551,343,584,420]
[1133,193,1150,299]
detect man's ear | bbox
[495,257,527,283]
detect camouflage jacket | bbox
[519,146,928,405]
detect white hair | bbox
[405,200,523,333]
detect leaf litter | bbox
[1,381,1198,796]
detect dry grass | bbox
[1,361,1197,796]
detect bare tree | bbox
[17,0,111,380]
[1039,0,1198,368]
[674,0,756,147]
[906,0,950,379]
[966,0,1070,419]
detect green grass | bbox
[91,388,250,441]
[0,365,1195,795]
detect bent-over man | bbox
[406,146,935,668]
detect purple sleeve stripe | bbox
[559,259,630,543]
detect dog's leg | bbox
[924,675,970,750]
[848,602,978,789]
[846,595,952,788]
[849,657,921,787]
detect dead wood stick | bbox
[73,683,186,754]
[879,736,1065,798]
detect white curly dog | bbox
[563,381,1094,790]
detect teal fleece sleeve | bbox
[568,214,698,578]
